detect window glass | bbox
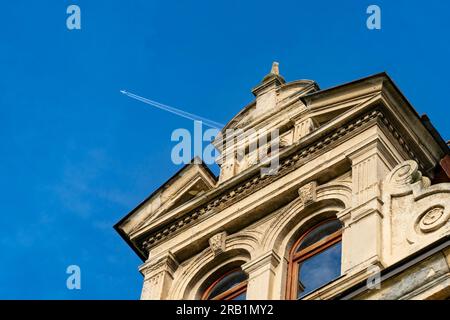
[297,242,342,299]
[295,220,341,253]
[206,270,247,299]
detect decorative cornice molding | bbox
[137,109,423,256]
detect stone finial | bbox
[271,61,280,75]
[253,62,286,96]
[209,231,227,256]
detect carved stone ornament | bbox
[418,206,449,233]
[298,181,317,206]
[209,232,227,256]
[387,160,421,188]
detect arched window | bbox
[202,269,248,300]
[287,219,342,299]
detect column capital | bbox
[241,250,281,300]
[139,251,179,299]
[139,251,179,278]
[242,250,280,275]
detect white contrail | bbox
[120,90,224,129]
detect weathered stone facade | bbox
[115,64,450,300]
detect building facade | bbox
[115,64,450,300]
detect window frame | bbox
[286,219,342,299]
[202,268,248,300]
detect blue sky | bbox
[0,0,449,299]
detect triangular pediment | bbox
[115,159,217,238]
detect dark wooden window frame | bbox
[202,268,248,300]
[286,219,342,299]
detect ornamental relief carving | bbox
[384,160,431,199]
[417,206,449,233]
[407,204,450,244]
[387,160,421,188]
[386,160,450,246]
[209,232,227,256]
[298,181,317,206]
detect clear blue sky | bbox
[0,0,448,299]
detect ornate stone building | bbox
[115,64,450,300]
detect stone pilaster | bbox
[242,251,280,300]
[343,144,390,273]
[139,251,179,300]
